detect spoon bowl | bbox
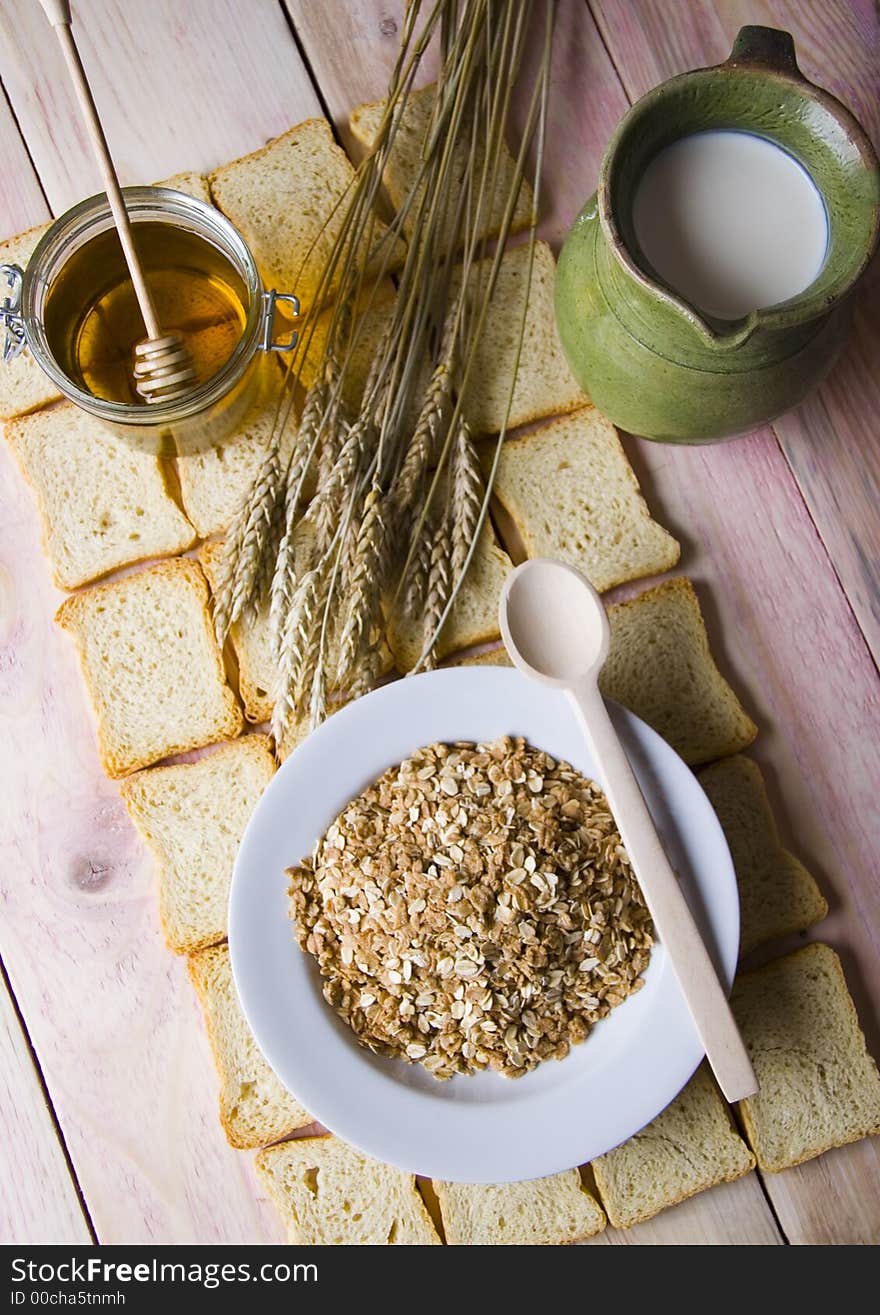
[499,558,609,686]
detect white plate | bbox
[229,667,738,1183]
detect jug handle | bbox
[725,25,802,78]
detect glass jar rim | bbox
[21,186,264,425]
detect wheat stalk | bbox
[390,357,451,517]
[216,0,555,729]
[410,5,555,672]
[402,527,434,619]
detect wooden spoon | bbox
[499,557,758,1102]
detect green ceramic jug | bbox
[555,26,880,443]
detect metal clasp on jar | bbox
[0,264,26,363]
[260,290,300,353]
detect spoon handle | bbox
[567,680,758,1103]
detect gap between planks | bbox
[274,0,338,135]
[0,82,52,221]
[0,955,95,1244]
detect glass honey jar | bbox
[1,187,298,453]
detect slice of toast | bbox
[434,1171,606,1245]
[56,558,243,777]
[732,943,880,1172]
[120,736,275,954]
[209,119,404,313]
[448,646,512,668]
[158,171,212,203]
[600,578,757,766]
[179,283,400,542]
[256,1134,440,1244]
[5,402,196,589]
[349,83,533,252]
[0,223,61,420]
[486,406,680,592]
[591,1064,755,1228]
[188,942,311,1150]
[295,278,398,405]
[452,242,588,434]
[698,755,827,956]
[294,280,431,434]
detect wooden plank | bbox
[620,440,880,1245]
[0,0,322,216]
[589,0,880,666]
[0,967,93,1244]
[284,0,786,1248]
[0,93,89,1249]
[757,1140,880,1246]
[592,0,880,1244]
[0,89,50,233]
[0,0,323,1244]
[284,0,439,154]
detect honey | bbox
[43,222,248,405]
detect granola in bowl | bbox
[287,736,653,1079]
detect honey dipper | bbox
[38,0,197,402]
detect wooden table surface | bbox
[0,0,877,1246]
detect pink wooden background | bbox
[0,0,877,1245]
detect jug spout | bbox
[696,311,760,351]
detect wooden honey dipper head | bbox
[39,0,197,405]
[132,334,198,403]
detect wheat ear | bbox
[391,358,451,517]
[336,484,387,687]
[420,513,453,670]
[402,516,434,618]
[268,383,327,648]
[450,417,483,579]
[272,564,325,744]
[212,442,282,643]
